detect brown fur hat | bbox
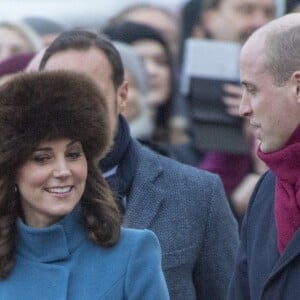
[0,70,111,178]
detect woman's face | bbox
[0,27,32,62]
[133,40,171,107]
[16,138,87,228]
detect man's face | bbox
[202,0,275,44]
[42,47,126,137]
[239,38,300,153]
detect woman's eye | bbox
[67,152,82,160]
[154,56,168,66]
[32,155,50,164]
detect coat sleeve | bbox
[194,175,240,299]
[125,229,170,300]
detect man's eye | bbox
[247,88,256,95]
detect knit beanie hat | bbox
[103,21,170,57]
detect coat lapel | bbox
[124,143,166,229]
[266,230,300,281]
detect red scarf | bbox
[257,125,300,254]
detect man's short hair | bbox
[39,29,124,89]
[264,24,300,86]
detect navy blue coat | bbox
[123,141,239,299]
[228,171,300,299]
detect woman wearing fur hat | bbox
[0,71,169,299]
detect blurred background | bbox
[0,0,187,28]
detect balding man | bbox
[228,13,300,299]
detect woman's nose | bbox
[52,160,71,178]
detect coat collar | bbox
[17,206,86,263]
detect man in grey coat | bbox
[39,30,239,300]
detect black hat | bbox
[0,70,111,177]
[103,21,169,54]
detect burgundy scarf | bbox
[257,125,300,254]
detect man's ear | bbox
[117,81,128,114]
[291,71,300,104]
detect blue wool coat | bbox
[228,171,300,300]
[122,141,239,299]
[0,208,169,300]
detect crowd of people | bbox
[0,0,300,299]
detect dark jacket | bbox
[123,140,239,300]
[228,170,300,300]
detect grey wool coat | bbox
[122,140,239,300]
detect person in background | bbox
[0,52,34,85]
[22,16,67,47]
[0,70,169,299]
[113,41,154,141]
[228,13,300,299]
[105,4,191,149]
[39,29,239,300]
[286,0,300,12]
[106,3,180,61]
[179,0,205,62]
[0,20,43,62]
[187,0,276,219]
[290,2,300,13]
[103,21,187,152]
[230,122,268,222]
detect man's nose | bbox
[239,93,252,117]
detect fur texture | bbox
[0,70,111,177]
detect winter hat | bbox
[0,70,111,176]
[103,21,170,56]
